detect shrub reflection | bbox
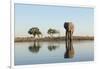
[29,42,41,53]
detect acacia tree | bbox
[37,31,42,38]
[28,27,42,38]
[47,28,59,37]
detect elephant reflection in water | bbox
[64,40,74,58]
[29,42,41,53]
[64,22,74,58]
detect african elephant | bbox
[64,22,74,43]
[64,22,74,58]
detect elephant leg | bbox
[65,31,68,49]
[68,32,70,49]
[70,32,72,43]
[67,31,69,49]
[68,31,71,50]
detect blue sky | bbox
[15,4,94,37]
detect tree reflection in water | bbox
[48,42,59,51]
[64,40,74,58]
[29,42,41,53]
[48,45,59,51]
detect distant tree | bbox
[47,28,59,37]
[28,27,42,38]
[37,31,42,38]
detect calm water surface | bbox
[15,40,94,65]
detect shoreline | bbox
[15,36,94,42]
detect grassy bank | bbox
[15,36,94,42]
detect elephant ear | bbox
[64,22,69,30]
[64,23,66,29]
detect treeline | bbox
[15,36,94,42]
